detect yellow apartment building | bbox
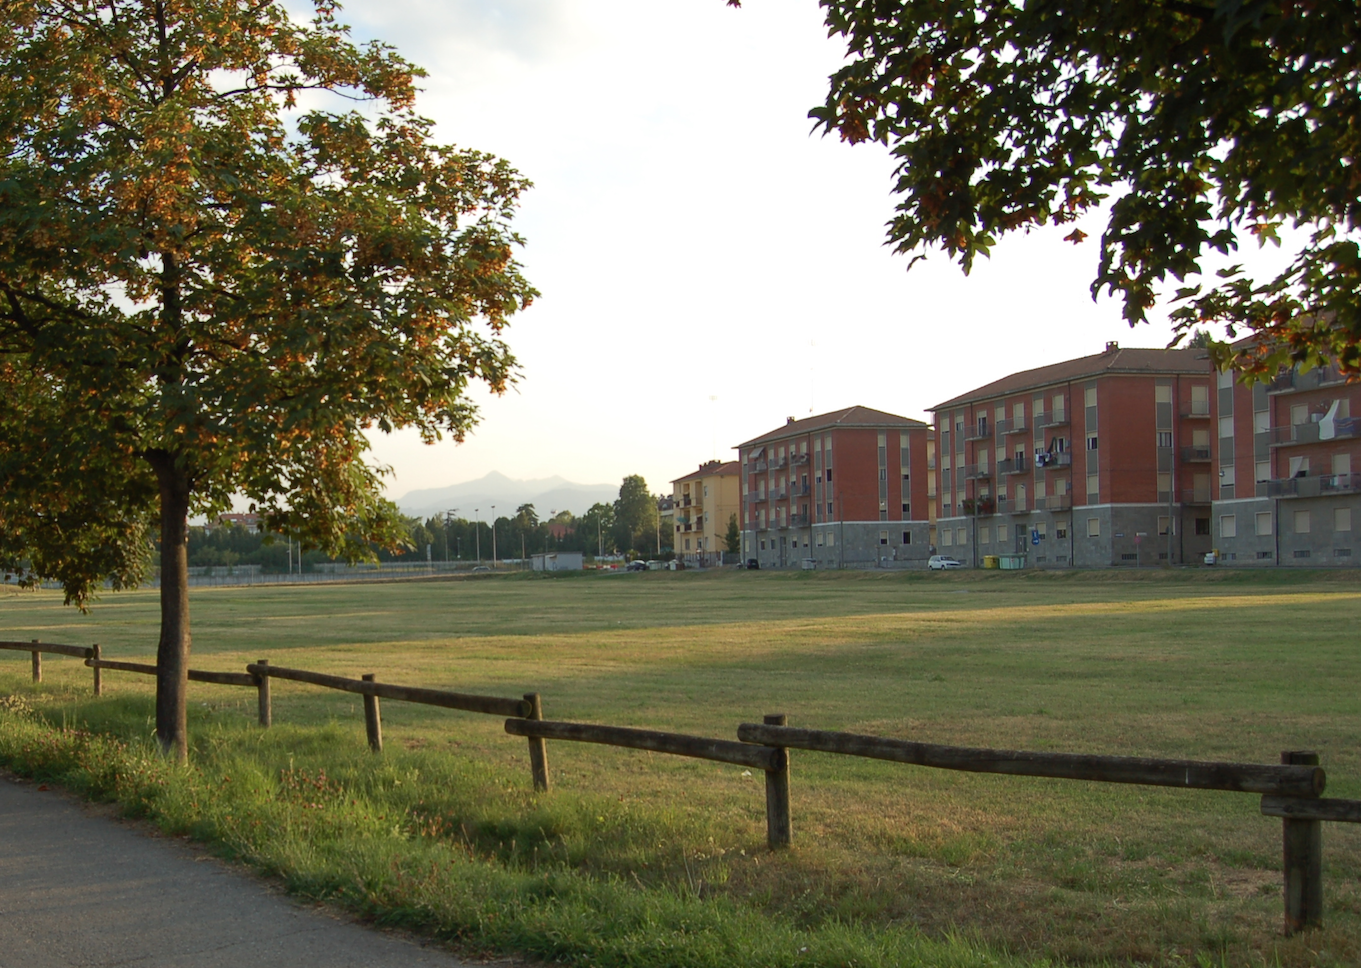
[671,460,742,566]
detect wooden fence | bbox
[3,638,1359,937]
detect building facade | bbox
[671,460,741,566]
[930,343,1217,568]
[1211,361,1360,566]
[737,407,933,569]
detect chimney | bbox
[786,416,796,425]
[1105,341,1119,354]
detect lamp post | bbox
[445,508,457,566]
[474,508,480,565]
[490,505,497,568]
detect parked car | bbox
[471,565,491,573]
[625,560,647,572]
[928,555,963,571]
[745,558,760,570]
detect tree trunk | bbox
[149,451,191,764]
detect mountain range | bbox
[395,472,619,521]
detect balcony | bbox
[790,483,811,497]
[1035,451,1072,469]
[1035,411,1070,430]
[1268,474,1361,499]
[997,457,1030,475]
[964,463,992,480]
[1036,493,1073,511]
[754,460,768,472]
[771,457,788,470]
[1180,446,1212,462]
[958,498,997,516]
[1180,406,1212,419]
[791,452,810,466]
[1270,365,1346,393]
[1270,418,1358,447]
[995,418,1028,436]
[927,457,937,470]
[747,493,767,504]
[1181,487,1212,504]
[965,422,993,441]
[768,489,788,502]
[787,513,811,528]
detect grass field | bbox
[2,568,1360,967]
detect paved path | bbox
[0,774,475,967]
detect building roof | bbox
[930,344,1211,411]
[671,460,740,485]
[737,406,928,449]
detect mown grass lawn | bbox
[2,568,1359,967]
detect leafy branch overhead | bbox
[807,0,1360,377]
[0,0,537,605]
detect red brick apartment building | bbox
[737,407,932,568]
[930,343,1218,567]
[1211,359,1361,566]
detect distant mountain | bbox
[395,471,619,521]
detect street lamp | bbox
[490,505,496,568]
[445,508,457,566]
[474,508,480,564]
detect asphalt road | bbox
[0,773,475,967]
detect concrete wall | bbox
[744,521,932,569]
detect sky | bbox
[333,0,1289,500]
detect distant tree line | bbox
[185,475,671,570]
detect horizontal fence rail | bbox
[86,658,256,688]
[246,663,530,718]
[1262,796,1361,823]
[0,641,93,659]
[736,723,1326,797]
[506,718,783,772]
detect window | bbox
[1157,516,1170,536]
[759,539,766,550]
[979,526,990,544]
[1052,394,1065,418]
[1195,518,1210,536]
[942,529,953,546]
[1333,453,1352,476]
[816,533,824,547]
[827,532,835,546]
[1192,428,1210,448]
[902,473,910,482]
[956,528,967,545]
[1218,369,1234,389]
[1256,511,1273,536]
[1255,461,1271,484]
[1157,472,1172,496]
[879,531,888,545]
[1292,404,1308,426]
[825,469,832,482]
[826,502,833,515]
[1085,386,1098,408]
[1294,510,1311,534]
[1191,384,1210,415]
[1289,456,1310,478]
[1055,523,1068,539]
[1087,517,1101,537]
[1157,432,1172,448]
[902,503,911,514]
[1219,416,1234,439]
[1221,514,1237,538]
[1253,410,1270,434]
[998,524,1009,542]
[1336,508,1352,532]
[1013,402,1025,423]
[902,531,912,544]
[1035,521,1047,538]
[1087,435,1099,450]
[1155,384,1172,405]
[684,538,690,550]
[1220,466,1236,487]
[1086,473,1099,499]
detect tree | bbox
[810,0,1361,377]
[613,475,657,556]
[0,0,534,761]
[724,513,741,555]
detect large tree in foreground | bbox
[0,0,535,761]
[809,0,1360,376]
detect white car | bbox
[928,555,963,571]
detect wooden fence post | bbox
[763,713,792,849]
[91,644,102,696]
[524,693,550,792]
[1282,750,1323,935]
[362,674,382,753]
[30,639,40,683]
[256,659,272,728]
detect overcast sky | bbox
[337,0,1285,500]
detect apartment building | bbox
[1211,361,1360,566]
[671,460,741,567]
[737,407,932,569]
[930,343,1216,567]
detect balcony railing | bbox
[1270,365,1346,393]
[995,418,1028,435]
[1036,493,1073,511]
[1268,474,1361,499]
[790,484,811,497]
[768,489,788,501]
[965,422,993,441]
[964,463,992,480]
[1035,411,1070,430]
[1034,451,1072,469]
[754,460,768,472]
[747,493,767,504]
[1270,419,1358,447]
[791,453,810,466]
[1180,406,1212,419]
[1180,446,1212,462]
[787,513,811,528]
[771,457,788,470]
[1181,487,1212,504]
[997,457,1030,475]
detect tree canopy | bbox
[810,0,1360,376]
[0,0,534,758]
